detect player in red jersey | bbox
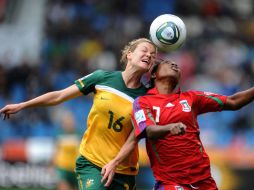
[132,60,254,190]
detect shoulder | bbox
[177,90,202,103]
[133,94,152,106]
[79,70,119,81]
[91,69,108,78]
[180,90,205,97]
[184,90,222,97]
[96,70,122,79]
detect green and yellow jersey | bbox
[75,70,147,175]
[54,134,80,171]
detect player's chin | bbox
[169,70,180,78]
[138,63,151,71]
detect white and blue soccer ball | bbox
[149,14,187,52]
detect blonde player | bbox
[0,38,157,190]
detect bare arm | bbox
[0,84,82,119]
[101,129,137,187]
[146,122,187,140]
[224,87,254,110]
[100,123,187,186]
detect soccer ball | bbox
[149,14,187,52]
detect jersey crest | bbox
[179,100,191,112]
[175,186,184,190]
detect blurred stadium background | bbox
[0,0,253,190]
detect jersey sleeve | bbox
[131,96,156,139]
[75,70,104,95]
[192,91,227,114]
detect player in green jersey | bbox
[0,38,157,190]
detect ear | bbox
[127,51,132,60]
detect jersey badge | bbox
[179,100,191,112]
[134,110,146,124]
[85,179,94,188]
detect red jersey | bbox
[132,87,227,185]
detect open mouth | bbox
[171,67,179,72]
[141,60,149,65]
[171,68,180,74]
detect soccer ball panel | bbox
[149,14,187,52]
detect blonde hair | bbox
[120,38,156,67]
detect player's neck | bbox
[121,70,142,89]
[155,81,175,94]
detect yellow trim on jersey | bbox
[96,85,134,102]
[78,79,85,88]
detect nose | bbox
[145,51,152,58]
[171,63,178,68]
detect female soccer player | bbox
[53,111,80,190]
[132,60,254,190]
[0,38,157,190]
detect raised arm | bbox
[223,87,254,110]
[101,129,138,187]
[0,84,82,119]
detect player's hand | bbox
[101,160,117,187]
[0,104,22,120]
[169,122,186,135]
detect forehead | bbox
[136,42,155,50]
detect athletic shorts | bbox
[56,167,78,188]
[154,177,218,190]
[75,155,136,190]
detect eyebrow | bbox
[140,45,156,54]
